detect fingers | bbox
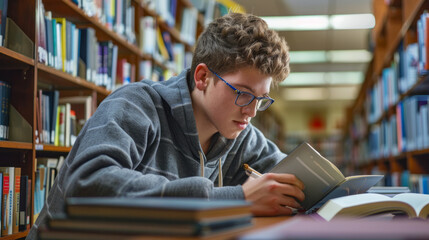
[267,173,305,190]
[262,173,305,202]
[269,194,302,209]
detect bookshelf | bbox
[0,0,244,238]
[342,0,429,192]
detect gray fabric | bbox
[27,69,286,239]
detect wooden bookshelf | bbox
[0,0,247,239]
[0,141,33,150]
[42,0,145,58]
[37,63,111,97]
[342,0,429,189]
[35,144,71,153]
[0,47,34,67]
[0,0,245,238]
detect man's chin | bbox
[221,130,243,140]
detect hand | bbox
[242,173,305,216]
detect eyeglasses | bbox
[208,68,274,111]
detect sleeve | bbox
[59,84,223,200]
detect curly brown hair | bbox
[189,13,290,90]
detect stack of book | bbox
[38,197,252,239]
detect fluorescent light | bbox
[261,16,329,31]
[283,72,325,85]
[290,50,372,63]
[282,86,359,101]
[290,51,327,63]
[330,14,375,29]
[281,72,363,86]
[327,50,372,63]
[283,87,326,101]
[327,72,363,84]
[328,86,359,100]
[262,14,375,31]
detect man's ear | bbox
[194,63,210,91]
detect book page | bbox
[309,175,384,212]
[392,193,429,218]
[269,142,345,210]
[317,193,415,221]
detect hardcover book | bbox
[38,197,254,237]
[45,212,251,237]
[269,142,383,212]
[65,197,251,222]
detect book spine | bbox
[12,168,20,234]
[18,175,28,232]
[26,178,31,230]
[7,167,14,235]
[0,81,11,140]
[1,168,9,236]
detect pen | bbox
[243,163,299,215]
[243,164,263,178]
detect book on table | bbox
[317,192,429,221]
[268,142,383,213]
[40,197,252,237]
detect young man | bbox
[28,12,304,239]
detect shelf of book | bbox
[0,0,246,238]
[372,0,429,79]
[0,230,29,240]
[37,64,111,97]
[0,141,33,150]
[35,144,72,153]
[42,0,145,59]
[342,0,429,193]
[0,47,34,67]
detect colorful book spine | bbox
[12,168,20,234]
[0,167,14,236]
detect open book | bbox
[317,193,429,221]
[269,142,383,212]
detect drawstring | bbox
[218,157,223,187]
[199,151,205,178]
[198,151,223,187]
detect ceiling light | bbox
[283,87,327,101]
[262,14,375,31]
[327,50,372,63]
[289,51,327,63]
[327,72,363,85]
[330,14,375,29]
[261,15,329,31]
[282,86,359,101]
[328,86,359,100]
[281,72,363,86]
[290,50,372,63]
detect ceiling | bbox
[234,0,374,134]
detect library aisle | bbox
[237,0,429,195]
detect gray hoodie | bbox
[27,69,286,239]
